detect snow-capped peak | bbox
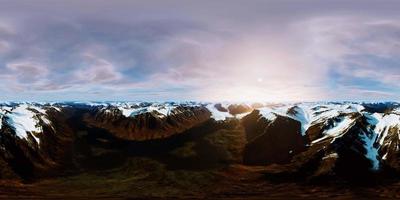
[1,103,52,145]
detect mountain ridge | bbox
[0,101,400,183]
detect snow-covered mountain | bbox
[242,102,400,170]
[0,101,400,181]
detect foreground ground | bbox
[1,114,400,199]
[1,162,400,199]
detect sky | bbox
[0,0,399,102]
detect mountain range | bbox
[1,101,400,198]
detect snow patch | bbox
[5,105,43,144]
[205,103,252,121]
[116,103,179,118]
[258,107,278,122]
[311,116,355,144]
[287,106,311,136]
[206,104,233,121]
[235,111,252,119]
[119,106,143,117]
[366,113,400,145]
[324,116,354,137]
[322,153,339,160]
[360,132,380,170]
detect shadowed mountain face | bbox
[1,101,400,198]
[84,105,211,141]
[242,111,307,165]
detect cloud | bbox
[6,61,49,80]
[74,53,122,84]
[0,40,9,53]
[0,61,50,91]
[285,16,400,99]
[0,1,399,101]
[0,17,219,94]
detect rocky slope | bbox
[0,101,399,183]
[83,102,212,140]
[241,102,400,182]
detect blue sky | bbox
[0,0,399,102]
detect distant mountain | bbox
[0,101,400,182]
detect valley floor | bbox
[1,164,400,199]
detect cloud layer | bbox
[0,0,399,101]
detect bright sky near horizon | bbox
[0,0,399,102]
